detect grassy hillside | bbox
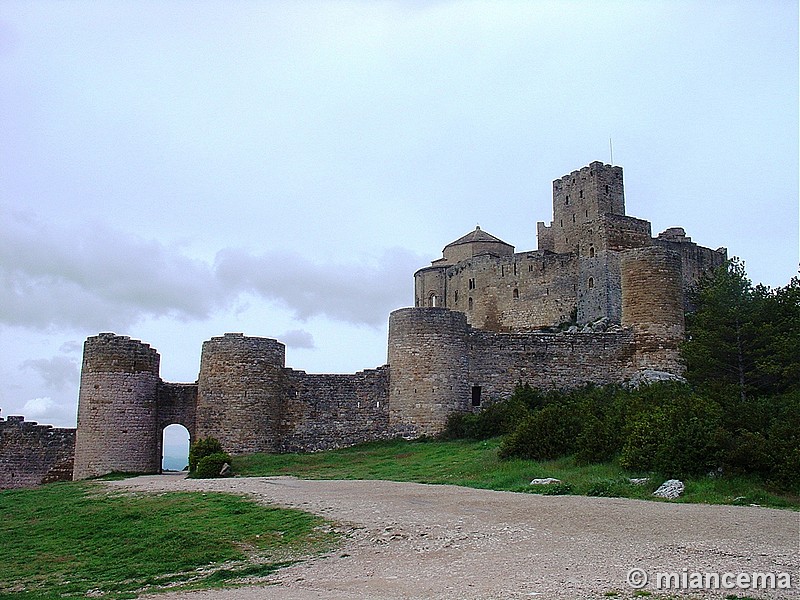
[233,437,799,509]
[0,482,337,599]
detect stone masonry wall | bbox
[416,251,579,331]
[195,334,390,456]
[654,235,727,310]
[621,247,686,374]
[388,308,470,437]
[0,413,75,490]
[73,334,161,480]
[157,382,198,438]
[467,329,638,404]
[195,333,287,455]
[279,367,390,452]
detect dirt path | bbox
[107,475,799,599]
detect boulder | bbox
[653,479,684,499]
[625,369,687,389]
[529,477,561,485]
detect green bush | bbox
[586,480,618,497]
[191,452,233,479]
[189,437,224,472]
[540,482,574,495]
[499,403,582,460]
[442,395,530,440]
[620,392,724,477]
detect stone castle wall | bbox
[195,334,287,454]
[50,162,721,482]
[388,308,471,436]
[418,161,725,333]
[281,367,390,452]
[416,251,579,331]
[621,246,686,373]
[0,413,75,490]
[73,334,162,480]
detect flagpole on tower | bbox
[609,138,614,165]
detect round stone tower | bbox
[387,308,470,437]
[621,247,685,374]
[73,333,161,480]
[195,333,286,454]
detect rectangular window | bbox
[471,385,482,407]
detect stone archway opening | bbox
[161,424,190,472]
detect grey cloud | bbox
[21,356,79,391]
[59,340,83,354]
[1,209,421,332]
[279,329,316,349]
[215,247,420,327]
[0,209,231,330]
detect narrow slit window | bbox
[588,277,594,289]
[471,386,482,407]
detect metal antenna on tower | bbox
[609,138,614,165]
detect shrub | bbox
[189,437,224,473]
[540,482,574,495]
[441,391,530,440]
[191,452,233,479]
[620,392,724,477]
[586,480,618,497]
[499,403,582,460]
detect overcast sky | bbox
[1,1,797,436]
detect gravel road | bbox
[107,474,799,599]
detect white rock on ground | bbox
[653,479,685,499]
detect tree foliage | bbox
[683,259,800,399]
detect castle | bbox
[0,162,727,487]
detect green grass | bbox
[233,437,799,509]
[0,482,338,599]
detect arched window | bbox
[513,288,519,299]
[588,277,595,289]
[429,293,438,307]
[468,297,474,310]
[589,246,596,258]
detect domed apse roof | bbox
[444,226,512,249]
